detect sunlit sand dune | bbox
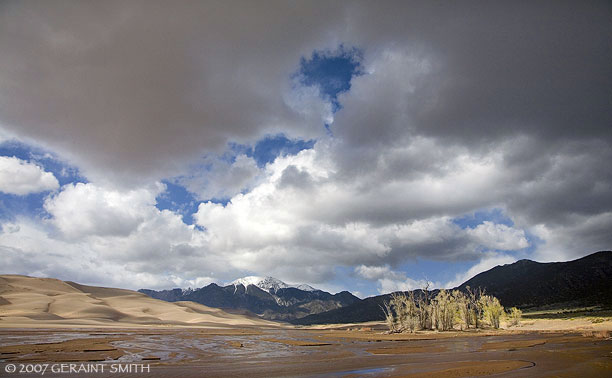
[0,275,279,328]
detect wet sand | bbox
[1,327,610,377]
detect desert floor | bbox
[1,322,611,378]
[1,275,611,377]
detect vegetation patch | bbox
[522,306,612,319]
[381,286,514,333]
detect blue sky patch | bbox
[249,135,315,167]
[155,180,200,224]
[0,140,86,187]
[298,45,363,111]
[0,140,85,221]
[452,208,514,229]
[0,192,51,221]
[230,134,315,168]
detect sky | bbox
[0,1,610,297]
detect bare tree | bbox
[417,281,432,330]
[455,291,472,330]
[386,292,419,333]
[381,285,506,333]
[381,301,398,333]
[433,289,457,331]
[466,286,484,329]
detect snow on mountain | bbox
[295,284,316,292]
[230,276,267,288]
[230,276,316,292]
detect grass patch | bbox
[522,306,612,320]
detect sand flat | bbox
[394,360,535,377]
[0,337,124,362]
[1,328,610,377]
[481,338,547,351]
[2,275,612,377]
[260,338,333,346]
[367,344,447,354]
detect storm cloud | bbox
[0,0,610,293]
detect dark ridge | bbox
[457,250,612,308]
[292,251,612,325]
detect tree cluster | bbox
[381,286,515,333]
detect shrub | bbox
[507,307,522,326]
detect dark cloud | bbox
[3,1,610,185]
[0,0,341,184]
[342,1,612,144]
[504,139,612,226]
[1,1,610,288]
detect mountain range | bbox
[457,250,612,308]
[293,251,612,325]
[139,276,359,321]
[141,251,612,324]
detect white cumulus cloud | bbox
[43,183,160,240]
[466,221,529,251]
[355,265,433,294]
[0,156,59,195]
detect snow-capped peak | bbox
[295,284,316,292]
[230,276,267,288]
[229,276,316,292]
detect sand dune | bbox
[0,275,280,328]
